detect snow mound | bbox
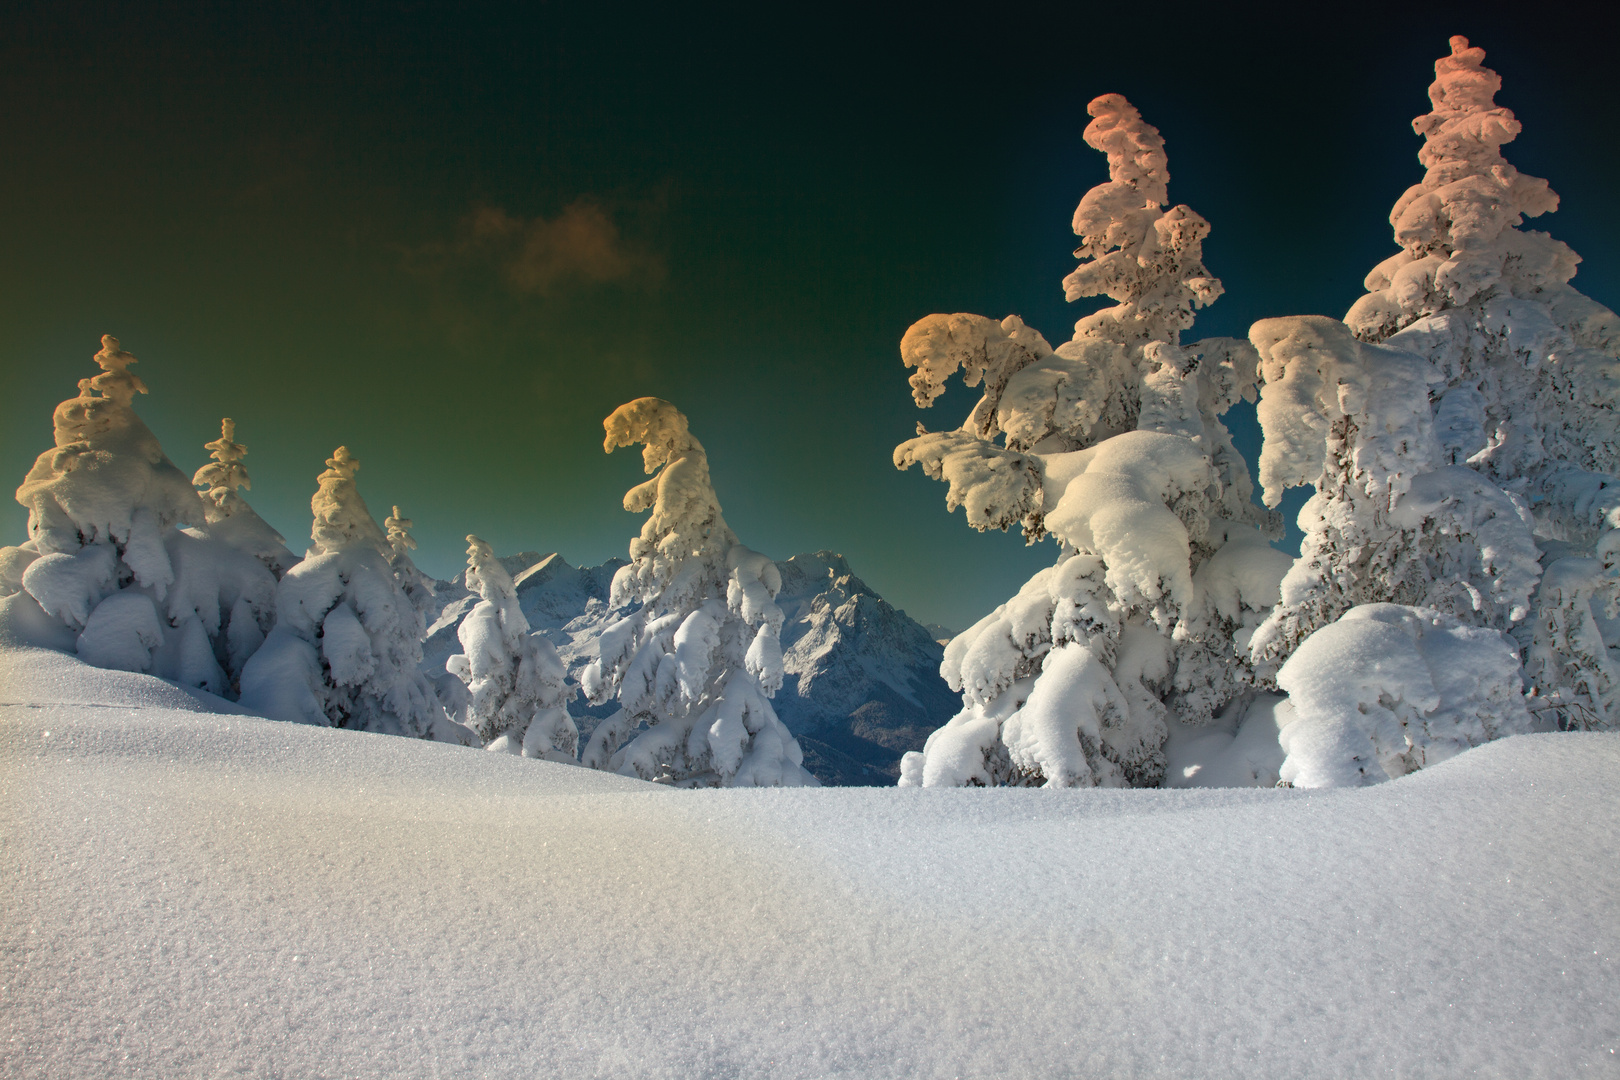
[3,646,1615,1078]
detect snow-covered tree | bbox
[4,337,278,694]
[191,418,298,577]
[445,534,577,760]
[579,397,816,786]
[1249,36,1620,737]
[382,504,437,619]
[895,95,1289,788]
[239,446,468,742]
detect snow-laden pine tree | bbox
[445,534,577,760]
[239,446,468,741]
[191,418,298,577]
[1248,36,1619,753]
[895,95,1290,788]
[3,337,278,694]
[382,504,438,621]
[579,397,816,786]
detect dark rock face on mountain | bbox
[421,549,958,785]
[770,552,957,785]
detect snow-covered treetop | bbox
[385,505,418,559]
[88,335,148,407]
[603,397,738,609]
[1064,94,1222,347]
[308,446,388,556]
[898,93,1226,447]
[895,95,1266,544]
[15,335,202,555]
[193,418,252,513]
[182,417,295,572]
[463,533,517,606]
[1348,36,1573,340]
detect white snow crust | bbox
[2,645,1615,1078]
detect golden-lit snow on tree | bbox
[895,96,1289,789]
[580,397,815,787]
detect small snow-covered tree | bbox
[445,534,577,760]
[191,418,298,577]
[895,95,1289,788]
[4,337,277,694]
[579,397,816,787]
[239,446,467,742]
[1249,36,1620,736]
[382,504,437,619]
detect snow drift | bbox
[1,645,1615,1078]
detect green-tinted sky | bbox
[3,1,1618,631]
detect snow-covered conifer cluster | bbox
[3,35,1613,797]
[239,446,465,742]
[2,338,279,694]
[895,95,1289,788]
[579,398,815,786]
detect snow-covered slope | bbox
[423,550,955,785]
[3,644,1615,1078]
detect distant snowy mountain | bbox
[421,549,955,785]
[771,552,958,785]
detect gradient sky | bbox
[3,2,1618,632]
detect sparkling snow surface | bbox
[2,647,1615,1078]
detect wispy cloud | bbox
[408,197,666,298]
[468,200,665,296]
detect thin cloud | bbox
[456,198,666,297]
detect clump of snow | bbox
[896,96,1282,788]
[582,398,815,786]
[1163,692,1291,788]
[1276,603,1535,787]
[72,589,164,672]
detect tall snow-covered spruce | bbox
[445,535,577,761]
[579,397,816,786]
[895,95,1289,788]
[2,337,278,694]
[239,446,468,742]
[1246,36,1613,785]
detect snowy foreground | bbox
[2,647,1615,1079]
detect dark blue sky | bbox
[3,1,1617,630]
